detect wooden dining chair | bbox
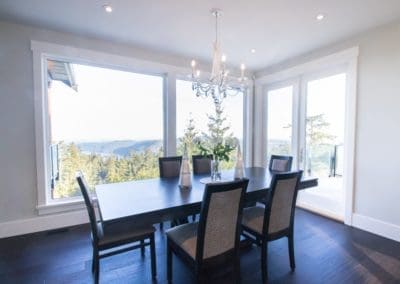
[166,179,249,283]
[268,155,293,172]
[241,171,303,283]
[158,156,183,229]
[192,154,213,175]
[76,172,157,283]
[159,156,182,178]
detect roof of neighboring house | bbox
[47,60,78,91]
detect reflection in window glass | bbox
[176,80,243,169]
[47,60,163,199]
[267,86,293,158]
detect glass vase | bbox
[211,159,222,181]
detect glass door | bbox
[266,83,297,165]
[298,72,347,219]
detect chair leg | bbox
[91,249,96,273]
[261,240,268,284]
[93,249,99,284]
[234,255,241,284]
[140,239,145,257]
[150,234,157,279]
[167,239,173,283]
[288,234,295,271]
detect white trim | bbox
[243,81,254,167]
[253,84,264,167]
[0,210,88,239]
[255,47,359,85]
[31,40,189,75]
[343,57,358,225]
[352,213,400,243]
[164,72,177,156]
[37,200,86,215]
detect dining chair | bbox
[241,171,303,283]
[166,178,249,284]
[158,156,183,229]
[191,154,213,222]
[192,154,213,175]
[159,156,182,178]
[268,155,293,172]
[76,172,157,283]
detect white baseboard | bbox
[352,213,400,243]
[0,210,89,239]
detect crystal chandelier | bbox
[190,9,247,103]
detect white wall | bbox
[256,20,400,241]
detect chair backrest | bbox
[159,156,182,178]
[76,172,100,243]
[192,154,213,175]
[263,171,302,236]
[268,155,293,172]
[196,179,249,264]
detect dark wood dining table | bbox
[95,167,318,227]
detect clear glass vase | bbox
[211,159,222,181]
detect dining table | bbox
[95,167,318,228]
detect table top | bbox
[96,167,318,224]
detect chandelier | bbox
[190,9,247,103]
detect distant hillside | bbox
[77,140,162,157]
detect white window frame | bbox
[262,78,300,168]
[32,40,252,215]
[255,47,359,225]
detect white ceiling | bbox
[1,0,400,71]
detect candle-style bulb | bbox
[221,54,227,62]
[191,60,196,68]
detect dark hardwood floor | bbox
[1,209,399,284]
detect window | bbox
[176,80,244,169]
[33,41,250,212]
[46,60,163,201]
[267,86,293,158]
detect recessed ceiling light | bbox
[250,48,256,54]
[316,14,325,21]
[103,4,113,13]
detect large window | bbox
[176,80,244,169]
[34,42,250,211]
[47,60,163,200]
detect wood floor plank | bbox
[0,209,399,283]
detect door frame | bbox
[254,47,359,225]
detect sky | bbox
[48,63,243,142]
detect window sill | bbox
[37,199,88,215]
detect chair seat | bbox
[242,206,265,235]
[166,222,198,259]
[97,222,155,248]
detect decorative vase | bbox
[234,142,244,180]
[211,159,222,181]
[179,144,192,189]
